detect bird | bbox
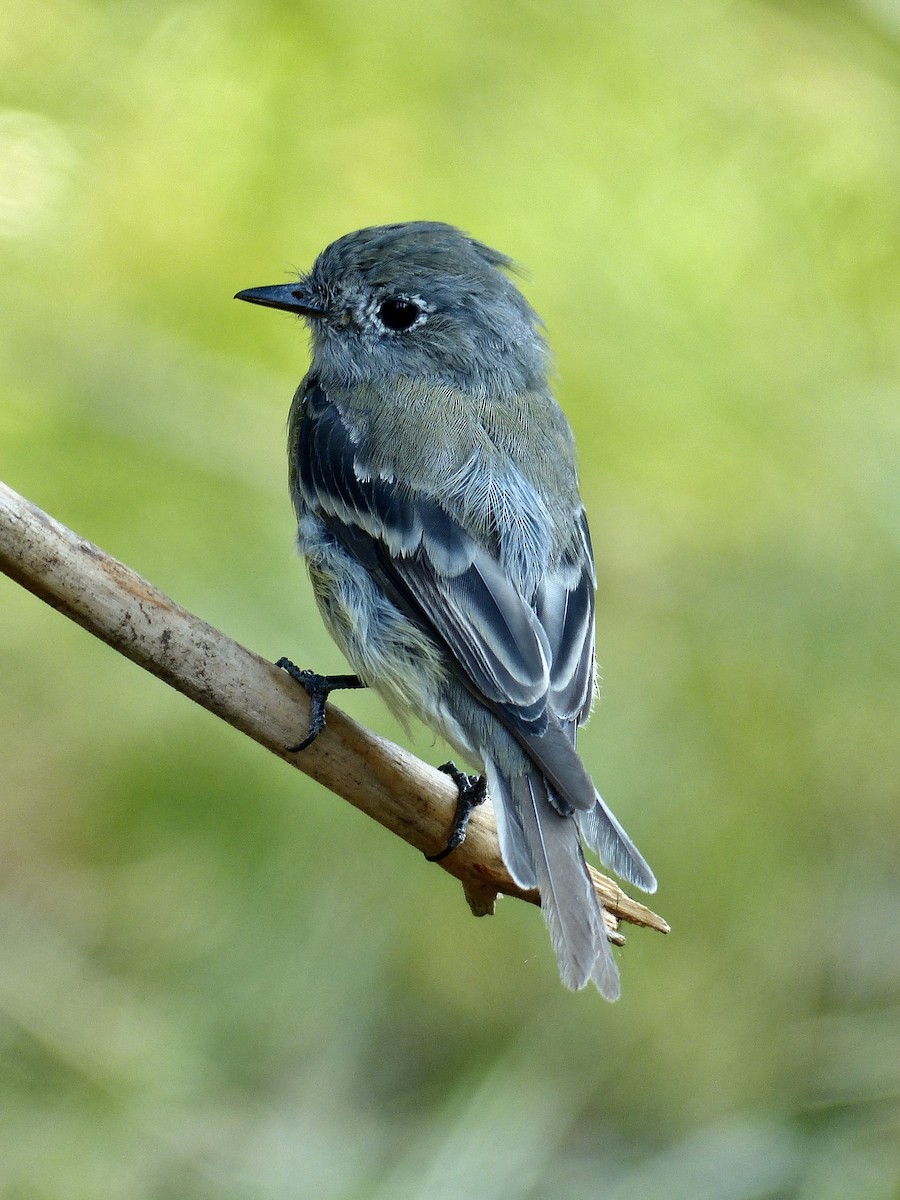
[235,222,656,998]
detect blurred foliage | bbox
[1,1,899,1196]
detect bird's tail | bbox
[518,723,657,894]
[576,793,657,895]
[487,765,621,999]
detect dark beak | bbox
[234,282,327,317]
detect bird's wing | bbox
[293,380,598,812]
[535,510,596,733]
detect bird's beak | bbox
[234,282,327,317]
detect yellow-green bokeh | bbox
[1,2,898,1197]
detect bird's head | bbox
[236,222,549,393]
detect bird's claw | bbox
[426,762,488,862]
[275,658,364,752]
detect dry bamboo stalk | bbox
[0,479,668,940]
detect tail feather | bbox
[577,795,657,894]
[517,722,656,895]
[493,767,620,999]
[486,764,535,889]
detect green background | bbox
[1,2,898,1197]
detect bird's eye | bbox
[376,297,423,332]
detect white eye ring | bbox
[372,294,429,333]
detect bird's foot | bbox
[275,658,366,752]
[426,762,488,862]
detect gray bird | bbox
[236,222,656,998]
